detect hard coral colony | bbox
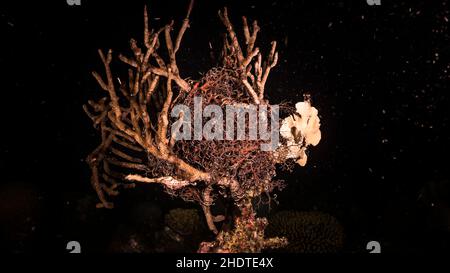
[83,0,321,253]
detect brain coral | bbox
[164,208,205,236]
[265,211,344,253]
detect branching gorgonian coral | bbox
[83,0,321,252]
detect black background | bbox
[1,0,449,253]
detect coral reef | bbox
[83,0,321,252]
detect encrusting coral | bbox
[278,99,321,166]
[198,204,288,253]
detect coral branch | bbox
[201,186,218,234]
[218,8,279,104]
[125,174,190,191]
[86,1,211,210]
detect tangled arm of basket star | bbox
[83,0,321,253]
